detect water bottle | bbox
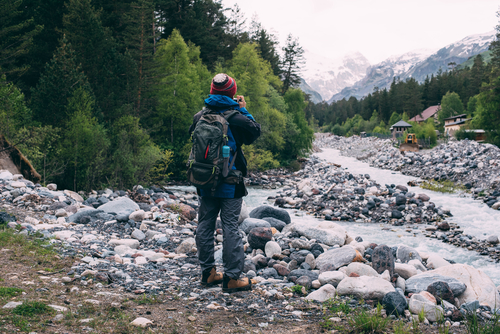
[222,145,230,158]
[222,145,230,177]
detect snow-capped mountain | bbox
[300,51,371,102]
[328,31,495,103]
[328,49,435,102]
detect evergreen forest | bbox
[0,0,314,191]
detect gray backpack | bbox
[187,108,241,194]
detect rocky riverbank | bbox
[315,135,500,211]
[1,169,500,332]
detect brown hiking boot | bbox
[201,267,223,287]
[222,275,252,293]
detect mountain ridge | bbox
[327,31,495,103]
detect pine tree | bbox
[63,0,133,123]
[30,36,92,127]
[489,9,500,73]
[157,0,232,67]
[121,0,158,116]
[280,34,304,94]
[0,0,42,78]
[14,0,65,94]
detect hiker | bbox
[188,73,261,293]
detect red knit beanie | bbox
[210,73,237,98]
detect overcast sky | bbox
[221,0,499,64]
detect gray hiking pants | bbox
[195,197,244,279]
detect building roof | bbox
[444,118,471,127]
[443,114,467,121]
[392,120,412,128]
[465,129,485,133]
[410,105,440,122]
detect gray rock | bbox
[288,269,319,283]
[98,197,139,214]
[239,218,271,234]
[396,245,422,263]
[315,246,357,272]
[131,229,146,241]
[295,275,312,289]
[372,245,395,276]
[487,235,499,244]
[67,209,104,224]
[405,274,467,296]
[262,217,286,231]
[249,205,291,225]
[261,268,279,279]
[382,291,407,316]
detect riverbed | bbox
[173,147,500,284]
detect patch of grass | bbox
[393,320,412,334]
[420,180,466,193]
[348,303,390,334]
[464,310,500,334]
[0,229,69,269]
[0,287,23,298]
[135,293,162,305]
[324,298,352,315]
[12,301,54,317]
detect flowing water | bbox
[171,148,500,284]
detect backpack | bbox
[187,107,242,194]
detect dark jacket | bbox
[189,95,261,198]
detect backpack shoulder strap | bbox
[222,108,240,121]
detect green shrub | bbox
[242,145,280,171]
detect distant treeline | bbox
[0,0,313,191]
[305,30,500,147]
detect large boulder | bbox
[394,263,418,279]
[305,284,336,303]
[337,276,395,300]
[371,245,395,276]
[426,254,451,269]
[345,263,379,277]
[247,227,272,250]
[98,197,140,214]
[282,221,347,246]
[239,218,271,234]
[318,271,345,287]
[408,294,443,322]
[382,291,407,316]
[67,208,104,224]
[249,205,291,225]
[396,245,422,263]
[432,264,500,309]
[316,246,357,272]
[262,217,286,232]
[405,273,467,297]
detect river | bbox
[173,148,500,285]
